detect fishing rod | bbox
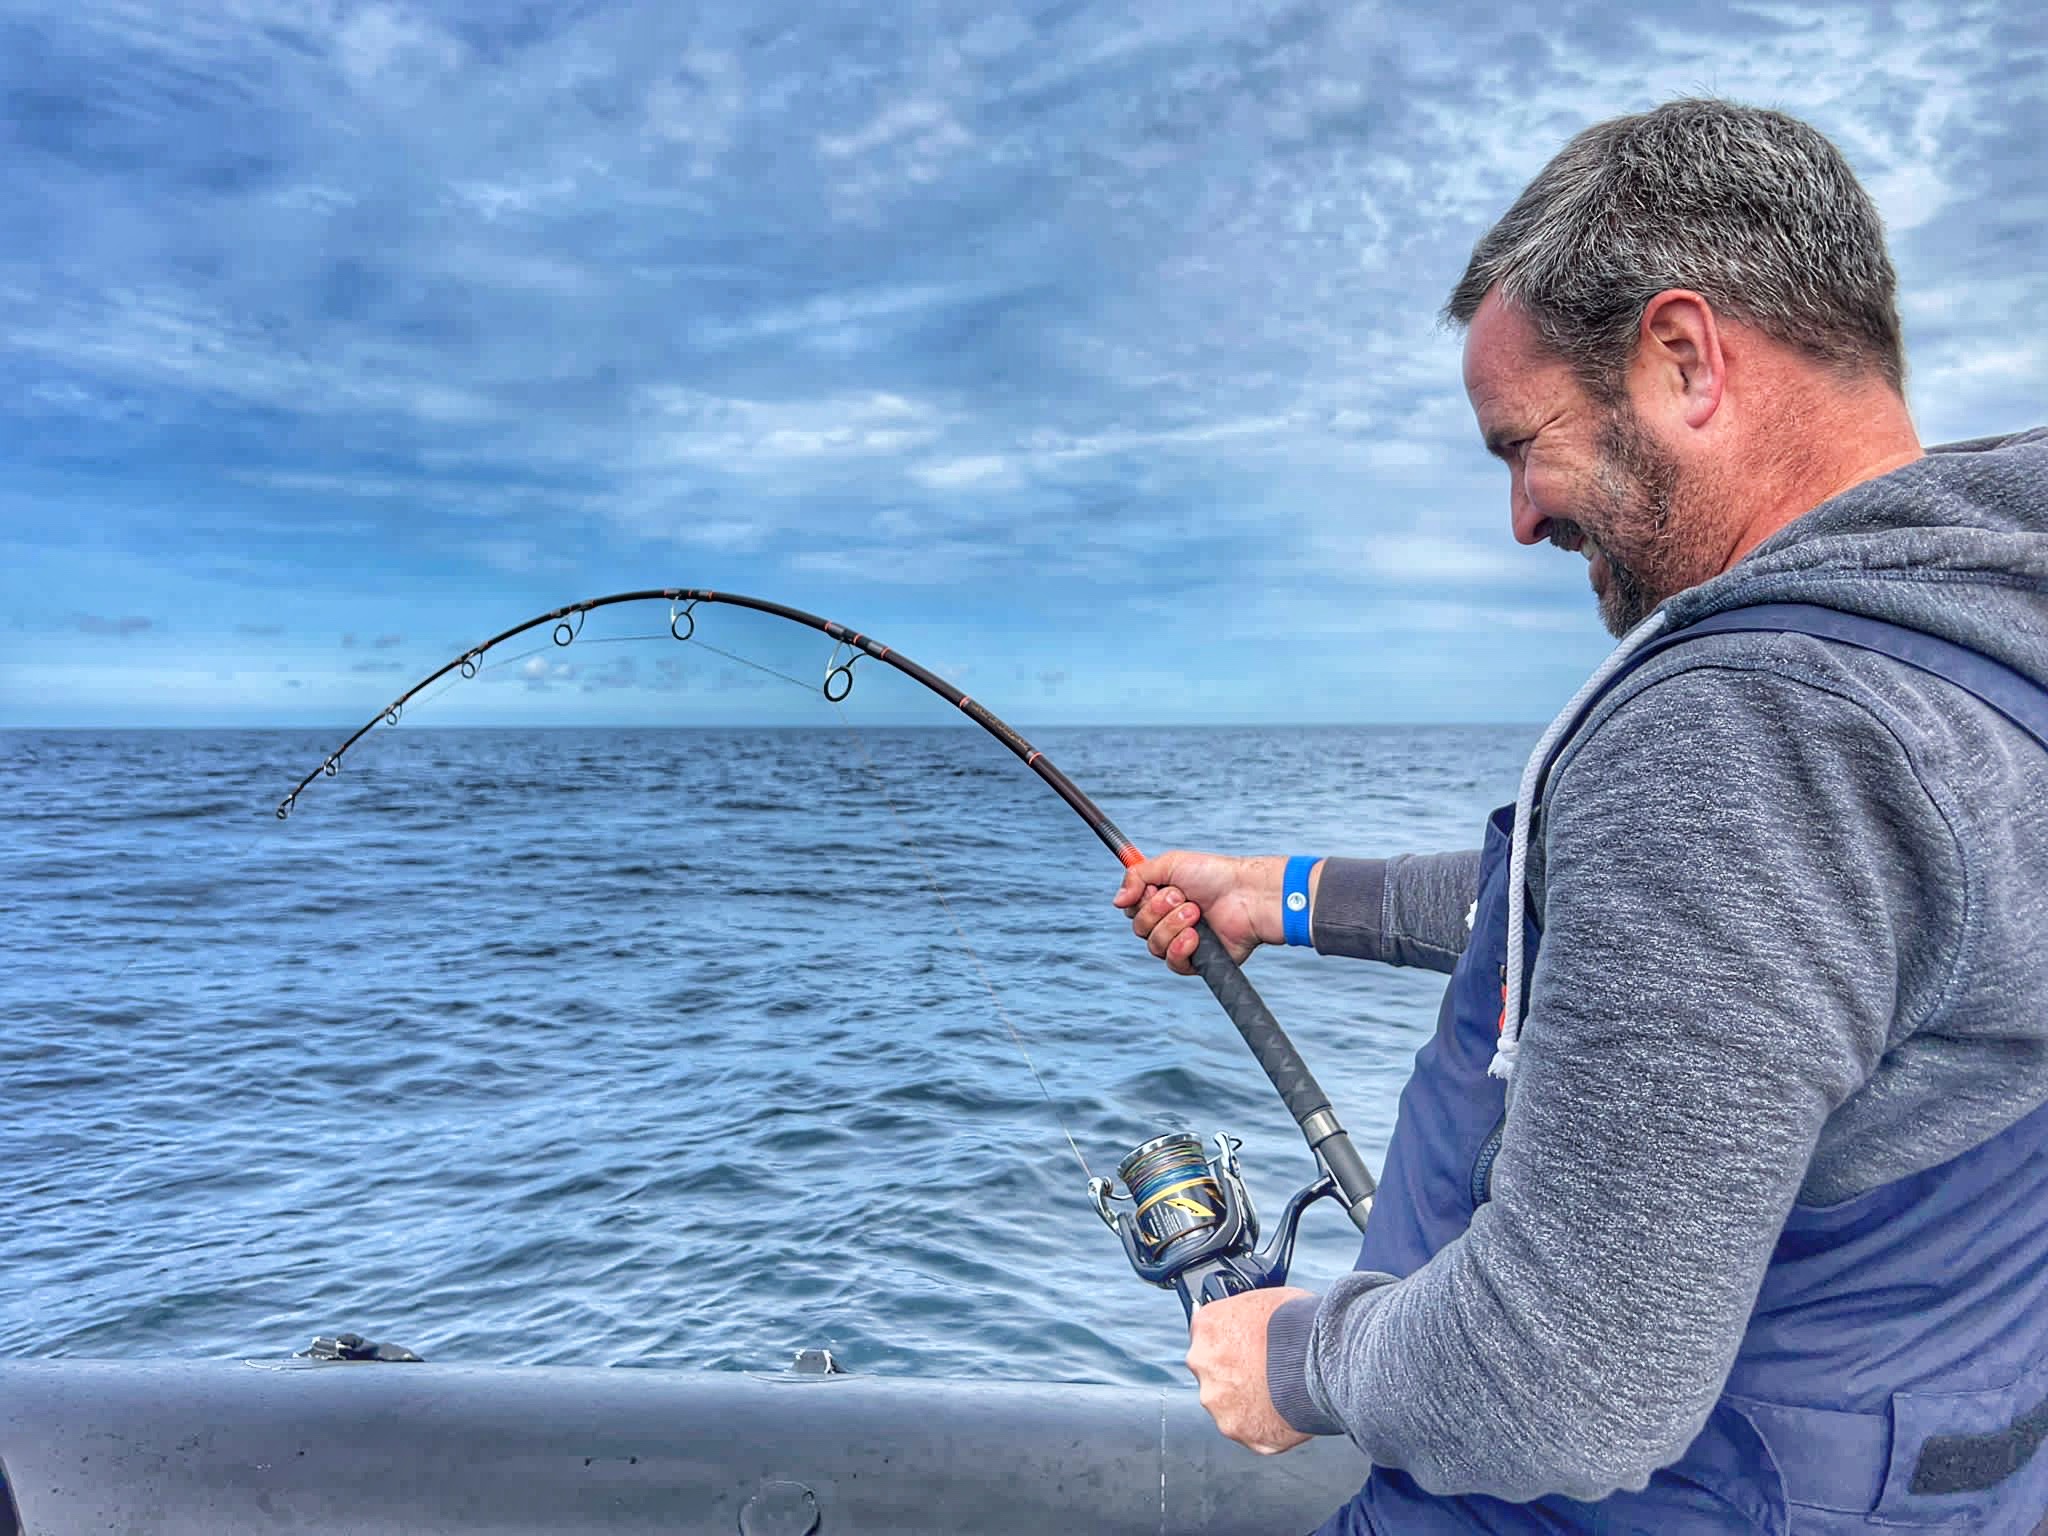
[279,587,1375,1318]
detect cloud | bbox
[349,659,405,673]
[5,284,497,426]
[334,4,467,91]
[463,537,582,576]
[641,47,747,180]
[580,657,639,692]
[3,0,2039,727]
[1315,532,1531,587]
[73,614,152,636]
[632,388,941,471]
[372,633,404,649]
[911,455,1019,491]
[517,656,577,691]
[690,281,1007,352]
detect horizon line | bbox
[0,719,1547,733]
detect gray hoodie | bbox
[1265,428,2048,1502]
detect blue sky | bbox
[3,0,2043,727]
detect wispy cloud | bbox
[2,0,2039,724]
[516,656,576,691]
[72,613,152,636]
[631,388,941,471]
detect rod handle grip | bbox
[1186,919,1377,1227]
[1186,918,1329,1123]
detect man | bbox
[1115,99,2048,1532]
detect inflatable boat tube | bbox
[0,1358,1370,1534]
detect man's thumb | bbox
[1115,853,1173,905]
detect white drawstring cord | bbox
[1490,609,1671,1080]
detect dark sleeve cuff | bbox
[1265,1294,1344,1436]
[1318,850,1482,973]
[1310,858,1388,962]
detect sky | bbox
[2,0,2043,727]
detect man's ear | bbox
[1633,289,1725,430]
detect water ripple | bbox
[0,724,1530,1381]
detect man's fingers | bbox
[1116,853,1225,977]
[1142,889,1202,975]
[1147,899,1200,959]
[1130,885,1163,935]
[1129,886,1183,939]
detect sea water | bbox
[1,723,1531,1385]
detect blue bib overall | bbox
[1314,605,2048,1535]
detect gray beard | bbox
[1556,408,1684,637]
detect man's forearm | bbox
[1312,851,1481,973]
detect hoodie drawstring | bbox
[1490,609,1671,1081]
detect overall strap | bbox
[1602,602,2048,1517]
[1632,601,2048,753]
[1501,598,2048,1063]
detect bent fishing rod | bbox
[279,587,1376,1317]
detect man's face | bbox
[1461,291,1689,637]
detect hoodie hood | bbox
[1662,426,2048,689]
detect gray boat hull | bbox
[0,1359,1369,1533]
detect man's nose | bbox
[1509,471,1550,546]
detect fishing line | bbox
[828,699,1093,1183]
[276,601,1092,1173]
[1117,1132,1227,1251]
[28,632,628,1051]
[7,788,297,1094]
[471,625,819,696]
[15,616,894,1094]
[274,588,1379,1225]
[507,610,1088,1167]
[676,635,817,693]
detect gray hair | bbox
[1444,99,1906,395]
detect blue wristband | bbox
[1281,856,1319,947]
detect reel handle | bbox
[1172,1171,1338,1319]
[1177,1256,1261,1319]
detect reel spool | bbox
[1090,1131,1337,1320]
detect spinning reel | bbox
[1090,1131,1340,1319]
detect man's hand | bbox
[1185,1286,1315,1455]
[1112,852,1289,975]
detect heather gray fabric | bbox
[1312,851,1481,974]
[1268,428,2048,1502]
